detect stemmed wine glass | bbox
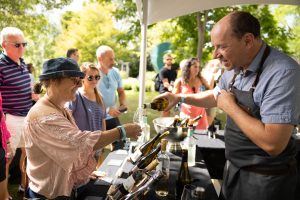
[133,107,145,143]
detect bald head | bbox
[217,11,261,40]
[96,45,115,73]
[211,11,263,70]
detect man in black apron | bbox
[157,11,300,200]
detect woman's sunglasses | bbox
[5,41,27,48]
[87,75,101,81]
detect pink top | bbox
[24,97,101,199]
[179,79,209,130]
[0,93,10,154]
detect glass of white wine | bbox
[133,107,145,143]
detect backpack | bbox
[154,73,161,92]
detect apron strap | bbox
[229,45,271,91]
[251,45,271,89]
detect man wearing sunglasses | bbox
[0,27,32,199]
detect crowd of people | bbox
[0,10,300,200]
[0,27,140,199]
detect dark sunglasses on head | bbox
[87,75,100,81]
[6,41,27,48]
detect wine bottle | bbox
[131,144,161,173]
[172,115,181,127]
[130,132,161,163]
[183,123,196,167]
[152,131,169,148]
[143,97,169,111]
[120,170,163,200]
[130,131,169,163]
[176,149,192,199]
[107,159,159,200]
[180,117,190,128]
[155,139,170,197]
[107,169,144,200]
[191,114,203,126]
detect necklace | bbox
[45,95,72,122]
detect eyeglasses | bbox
[87,75,100,81]
[5,41,27,48]
[69,77,82,85]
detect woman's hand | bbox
[123,123,142,140]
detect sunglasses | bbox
[87,75,100,81]
[6,41,27,48]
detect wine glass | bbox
[133,107,145,143]
[133,107,143,124]
[181,184,196,200]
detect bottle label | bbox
[123,174,136,191]
[130,149,143,163]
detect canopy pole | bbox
[138,0,148,108]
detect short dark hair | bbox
[66,48,78,58]
[229,11,261,39]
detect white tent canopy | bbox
[136,0,300,25]
[135,0,300,107]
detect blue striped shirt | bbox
[0,53,32,116]
[218,43,300,126]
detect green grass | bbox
[118,90,162,137]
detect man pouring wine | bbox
[154,11,300,200]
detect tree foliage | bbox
[53,1,142,76]
[274,5,300,61]
[0,0,72,76]
[114,3,295,66]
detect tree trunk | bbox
[197,11,208,62]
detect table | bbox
[194,130,226,179]
[96,149,219,200]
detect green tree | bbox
[0,0,72,77]
[274,5,300,61]
[53,1,137,72]
[113,3,293,66]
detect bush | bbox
[119,70,128,79]
[123,83,132,90]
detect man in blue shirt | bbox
[157,11,300,200]
[96,45,127,150]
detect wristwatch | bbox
[117,125,127,143]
